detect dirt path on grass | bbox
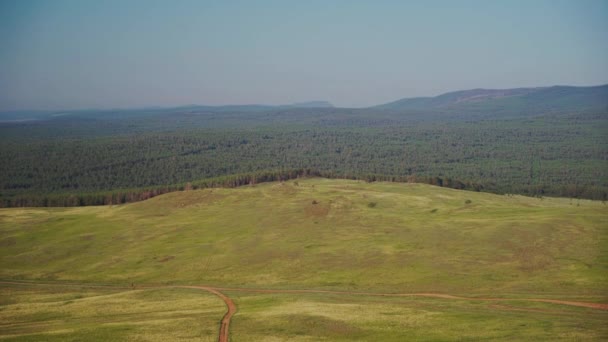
[177,286,236,342]
[0,281,236,342]
[212,286,608,310]
[1,280,607,342]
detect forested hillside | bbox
[1,85,606,207]
[375,84,608,115]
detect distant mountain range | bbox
[1,85,606,121]
[285,101,334,108]
[373,84,608,115]
[0,101,334,121]
[176,100,334,112]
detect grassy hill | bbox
[1,178,607,340]
[1,178,606,292]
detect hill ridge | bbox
[373,84,608,112]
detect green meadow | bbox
[228,292,608,341]
[1,178,607,340]
[0,285,224,341]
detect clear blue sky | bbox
[1,0,607,110]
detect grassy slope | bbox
[0,285,224,341]
[1,178,606,295]
[229,292,607,341]
[1,178,607,340]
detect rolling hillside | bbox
[2,178,606,293]
[1,178,607,340]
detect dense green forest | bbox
[1,86,607,207]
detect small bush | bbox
[312,200,318,205]
[465,199,472,204]
[367,202,377,208]
[430,208,438,213]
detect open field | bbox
[1,283,606,341]
[228,292,608,341]
[1,178,607,340]
[0,284,224,341]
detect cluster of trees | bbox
[1,111,606,207]
[2,169,306,207]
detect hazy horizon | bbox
[1,0,607,111]
[2,82,608,113]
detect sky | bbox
[0,0,607,110]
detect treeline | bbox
[1,169,299,207]
[1,169,315,207]
[1,113,606,204]
[3,168,604,208]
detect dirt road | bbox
[2,280,607,342]
[0,281,235,342]
[214,286,608,310]
[178,286,236,342]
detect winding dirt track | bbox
[178,286,236,342]
[1,280,607,342]
[0,281,235,342]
